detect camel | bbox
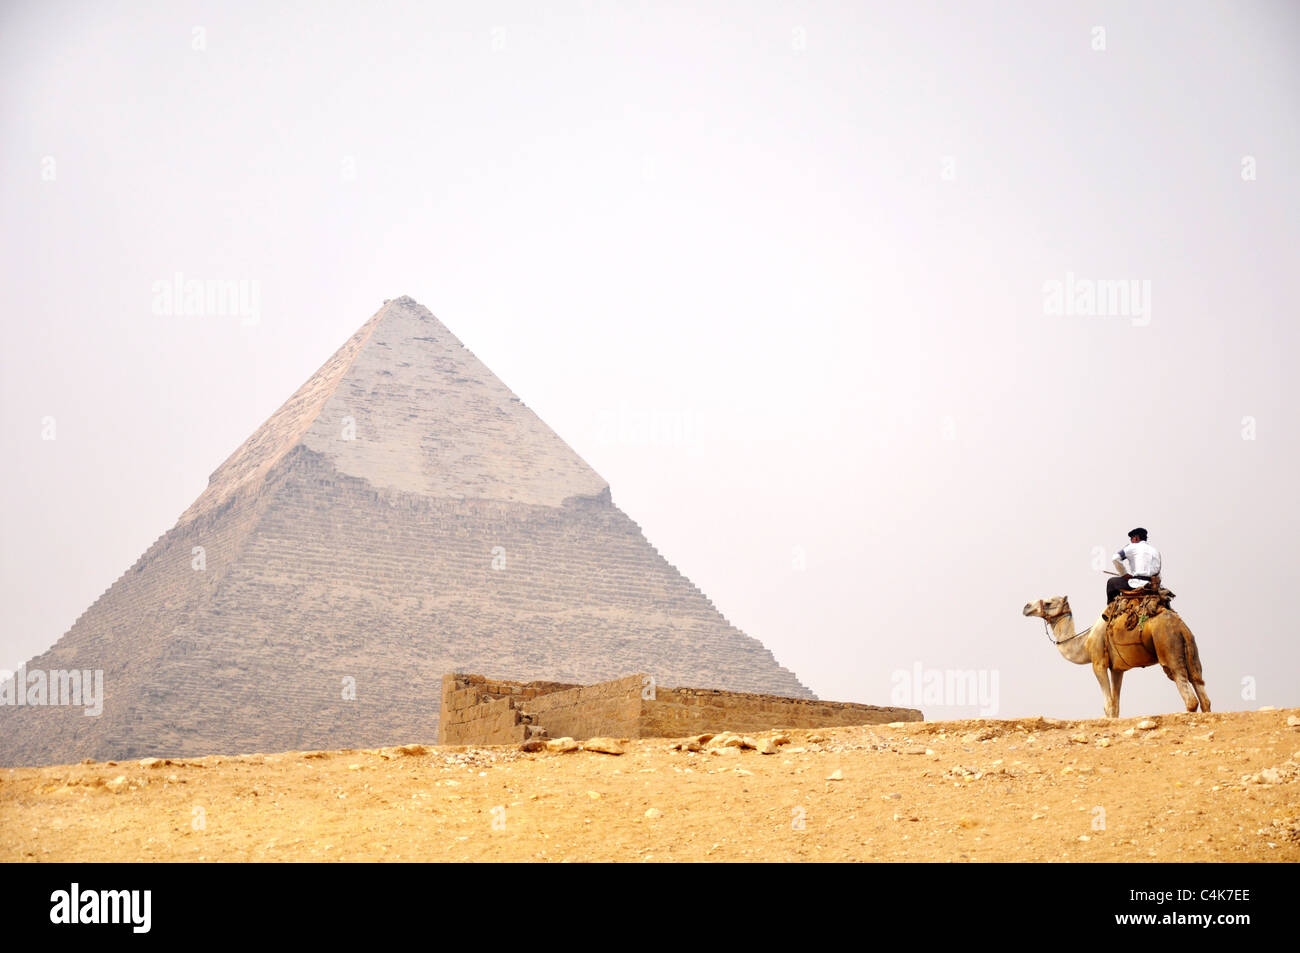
[1022,594,1210,718]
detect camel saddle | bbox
[1102,582,1175,670]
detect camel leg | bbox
[1152,622,1201,712]
[1159,658,1200,711]
[1193,681,1211,712]
[1093,662,1116,718]
[1109,669,1125,719]
[1173,674,1199,711]
[1182,625,1211,712]
[1159,656,1200,711]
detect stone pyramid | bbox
[1,297,812,766]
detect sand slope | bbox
[2,709,1297,862]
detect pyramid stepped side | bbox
[0,489,274,766]
[3,447,810,763]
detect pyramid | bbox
[1,297,812,766]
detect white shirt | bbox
[1116,540,1162,580]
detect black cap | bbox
[1128,527,1148,541]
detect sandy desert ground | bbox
[2,708,1297,862]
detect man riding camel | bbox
[1107,527,1161,603]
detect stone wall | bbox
[525,675,646,741]
[640,685,920,736]
[439,672,922,745]
[439,673,580,745]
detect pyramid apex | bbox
[376,296,457,338]
[179,298,607,522]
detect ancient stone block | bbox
[439,672,921,745]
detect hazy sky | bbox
[3,0,1297,721]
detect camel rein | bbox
[1042,610,1086,645]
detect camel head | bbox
[1023,595,1070,621]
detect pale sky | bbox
[2,0,1297,720]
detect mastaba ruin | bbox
[0,297,814,767]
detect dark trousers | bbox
[1107,576,1150,602]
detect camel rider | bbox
[1106,527,1161,603]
